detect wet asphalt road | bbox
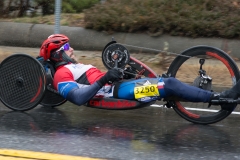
[0,102,239,160]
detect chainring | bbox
[102,43,130,69]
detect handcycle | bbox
[0,40,239,125]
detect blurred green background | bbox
[1,0,240,39]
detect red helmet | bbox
[40,34,69,60]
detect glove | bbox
[97,68,122,86]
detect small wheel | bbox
[167,46,240,124]
[39,61,66,107]
[102,43,130,69]
[40,87,67,107]
[0,54,46,111]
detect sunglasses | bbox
[60,43,71,51]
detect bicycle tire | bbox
[40,88,67,107]
[39,61,66,107]
[166,46,240,124]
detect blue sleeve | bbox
[58,81,102,106]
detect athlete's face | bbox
[65,46,78,62]
[65,47,74,59]
[60,42,78,62]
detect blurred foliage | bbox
[83,0,240,39]
[5,13,85,27]
[0,0,99,17]
[0,0,54,17]
[0,0,32,17]
[35,0,55,15]
[2,0,240,39]
[62,0,99,13]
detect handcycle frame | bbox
[0,40,239,124]
[42,40,160,110]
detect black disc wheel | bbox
[0,54,46,111]
[167,46,240,124]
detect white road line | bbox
[151,104,164,108]
[150,104,240,115]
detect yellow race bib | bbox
[134,84,159,99]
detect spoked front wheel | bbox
[167,46,240,124]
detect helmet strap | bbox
[50,50,77,68]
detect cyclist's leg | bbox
[113,78,165,102]
[222,79,240,98]
[163,77,212,102]
[113,77,215,102]
[164,77,240,102]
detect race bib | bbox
[134,84,160,99]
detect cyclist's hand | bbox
[97,68,122,86]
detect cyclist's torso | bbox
[53,63,105,91]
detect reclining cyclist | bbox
[39,34,240,106]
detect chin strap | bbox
[50,50,77,68]
[62,50,77,64]
[54,61,68,68]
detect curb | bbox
[0,22,240,58]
